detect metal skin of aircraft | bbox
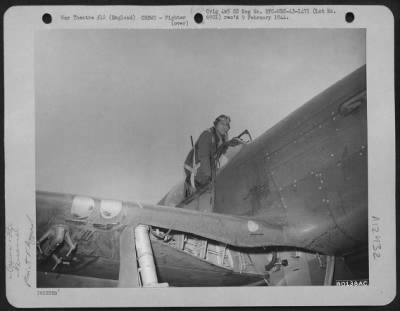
[36,65,367,288]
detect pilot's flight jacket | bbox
[184,127,226,189]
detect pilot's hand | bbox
[227,137,244,146]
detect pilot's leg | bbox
[184,171,196,197]
[194,173,211,190]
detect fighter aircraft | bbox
[36,65,368,287]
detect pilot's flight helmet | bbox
[214,114,231,127]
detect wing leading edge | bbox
[37,191,343,254]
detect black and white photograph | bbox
[34,27,368,288]
[4,5,396,307]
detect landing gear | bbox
[37,224,77,271]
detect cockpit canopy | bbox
[159,130,252,208]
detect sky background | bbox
[35,29,365,203]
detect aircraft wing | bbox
[126,203,285,248]
[36,185,360,287]
[37,191,287,249]
[36,191,347,255]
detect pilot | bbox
[184,114,231,195]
